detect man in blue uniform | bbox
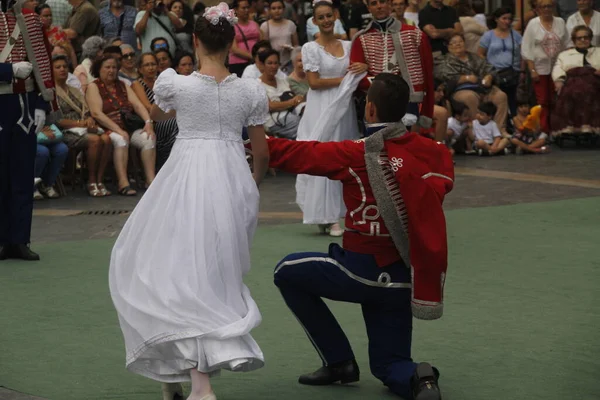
[0,0,55,261]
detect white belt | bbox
[0,78,35,95]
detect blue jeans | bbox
[274,243,419,399]
[35,142,68,186]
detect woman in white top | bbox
[551,25,600,137]
[260,0,299,73]
[259,49,304,139]
[295,0,366,236]
[566,0,600,48]
[521,0,569,133]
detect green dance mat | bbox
[1,197,599,400]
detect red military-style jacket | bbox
[350,19,435,128]
[267,129,454,320]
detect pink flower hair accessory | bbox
[203,2,238,26]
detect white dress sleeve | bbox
[153,68,178,112]
[246,81,269,127]
[302,42,320,72]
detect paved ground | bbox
[3,145,600,400]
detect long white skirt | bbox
[295,73,364,224]
[109,137,264,383]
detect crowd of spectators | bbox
[29,0,600,201]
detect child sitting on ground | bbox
[511,102,550,154]
[473,102,510,156]
[446,100,475,155]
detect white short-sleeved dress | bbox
[109,68,268,382]
[295,40,363,225]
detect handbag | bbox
[37,124,64,144]
[103,83,146,132]
[496,30,520,87]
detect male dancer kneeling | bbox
[266,73,454,400]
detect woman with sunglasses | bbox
[118,44,140,84]
[551,25,600,140]
[479,7,523,116]
[521,0,569,134]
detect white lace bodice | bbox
[154,69,268,142]
[301,40,351,79]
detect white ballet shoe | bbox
[187,392,216,400]
[329,223,343,237]
[162,382,184,400]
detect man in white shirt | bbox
[134,0,183,58]
[566,0,600,47]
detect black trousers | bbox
[0,92,38,245]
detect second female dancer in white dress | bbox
[108,3,270,400]
[295,0,367,236]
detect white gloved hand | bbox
[34,109,46,134]
[12,62,33,79]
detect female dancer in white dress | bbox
[108,4,270,400]
[295,0,367,236]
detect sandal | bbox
[87,183,103,197]
[97,183,112,196]
[118,186,137,196]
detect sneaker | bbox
[504,148,511,155]
[33,189,44,200]
[39,184,59,199]
[477,149,484,156]
[464,149,476,155]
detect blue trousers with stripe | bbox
[274,243,418,399]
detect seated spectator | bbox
[104,45,134,86]
[259,49,303,139]
[74,36,106,93]
[34,125,69,200]
[472,101,510,156]
[436,34,510,137]
[511,102,549,154]
[52,44,82,91]
[446,100,474,155]
[86,55,157,196]
[229,0,262,77]
[150,36,170,53]
[174,52,195,75]
[287,47,308,96]
[131,53,179,170]
[53,55,113,197]
[432,79,450,142]
[119,44,140,83]
[107,37,123,47]
[99,0,137,49]
[169,0,194,53]
[242,40,287,79]
[154,48,173,73]
[455,0,486,53]
[35,4,78,68]
[551,25,600,137]
[478,7,523,117]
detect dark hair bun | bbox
[194,15,235,54]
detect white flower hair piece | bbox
[312,0,332,7]
[203,2,238,26]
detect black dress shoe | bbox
[411,362,442,400]
[0,244,11,260]
[11,244,40,261]
[298,359,359,385]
